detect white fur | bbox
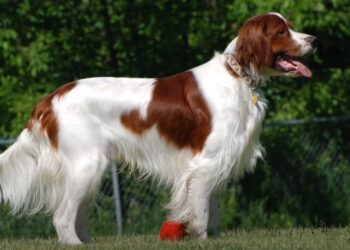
[224,37,237,54]
[0,52,267,243]
[0,128,63,215]
[289,29,314,54]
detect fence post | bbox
[111,162,123,235]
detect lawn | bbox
[1,227,350,250]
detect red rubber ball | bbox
[159,221,187,240]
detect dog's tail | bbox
[0,128,63,215]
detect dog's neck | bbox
[223,53,258,90]
[224,38,268,87]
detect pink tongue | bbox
[289,59,312,78]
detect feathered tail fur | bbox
[0,128,63,215]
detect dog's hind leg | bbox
[208,193,220,237]
[53,196,84,244]
[53,152,108,244]
[75,201,91,243]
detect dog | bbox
[0,13,315,244]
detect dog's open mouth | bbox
[275,55,312,78]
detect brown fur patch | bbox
[121,71,212,153]
[235,14,301,70]
[26,82,77,149]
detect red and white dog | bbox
[0,13,315,244]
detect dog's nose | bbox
[306,35,317,47]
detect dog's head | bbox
[230,13,316,78]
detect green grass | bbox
[1,228,350,250]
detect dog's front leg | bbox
[185,165,220,239]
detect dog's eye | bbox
[277,29,288,35]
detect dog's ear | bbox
[234,17,273,70]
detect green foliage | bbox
[0,0,349,237]
[1,0,349,134]
[0,204,55,238]
[220,123,350,231]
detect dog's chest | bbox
[212,88,267,177]
[218,87,266,131]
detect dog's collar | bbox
[223,53,258,90]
